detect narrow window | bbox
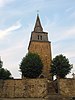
[40,36,42,40]
[38,35,39,40]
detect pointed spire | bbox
[34,14,43,32]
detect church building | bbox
[0,15,75,100]
[28,14,52,79]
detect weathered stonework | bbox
[0,78,47,98]
[28,15,52,79]
[28,41,52,78]
[0,79,75,99]
[58,79,75,97]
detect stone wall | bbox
[58,79,75,97]
[0,78,47,98]
[0,78,75,98]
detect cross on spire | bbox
[37,10,39,16]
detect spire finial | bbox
[37,10,39,16]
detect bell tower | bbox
[28,14,52,79]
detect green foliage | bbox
[0,59,3,68]
[20,52,43,78]
[0,68,11,79]
[0,58,12,80]
[51,54,73,78]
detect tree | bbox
[20,52,43,78]
[0,57,12,79]
[0,68,11,79]
[50,54,73,78]
[0,58,3,68]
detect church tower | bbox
[28,14,52,79]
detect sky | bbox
[0,0,75,78]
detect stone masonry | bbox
[0,79,75,99]
[28,15,52,79]
[58,79,75,97]
[0,78,47,98]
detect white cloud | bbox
[60,26,75,40]
[0,21,22,39]
[64,51,75,59]
[46,21,75,42]
[0,23,33,78]
[0,0,14,7]
[0,41,25,78]
[65,8,75,19]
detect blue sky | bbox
[0,0,75,78]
